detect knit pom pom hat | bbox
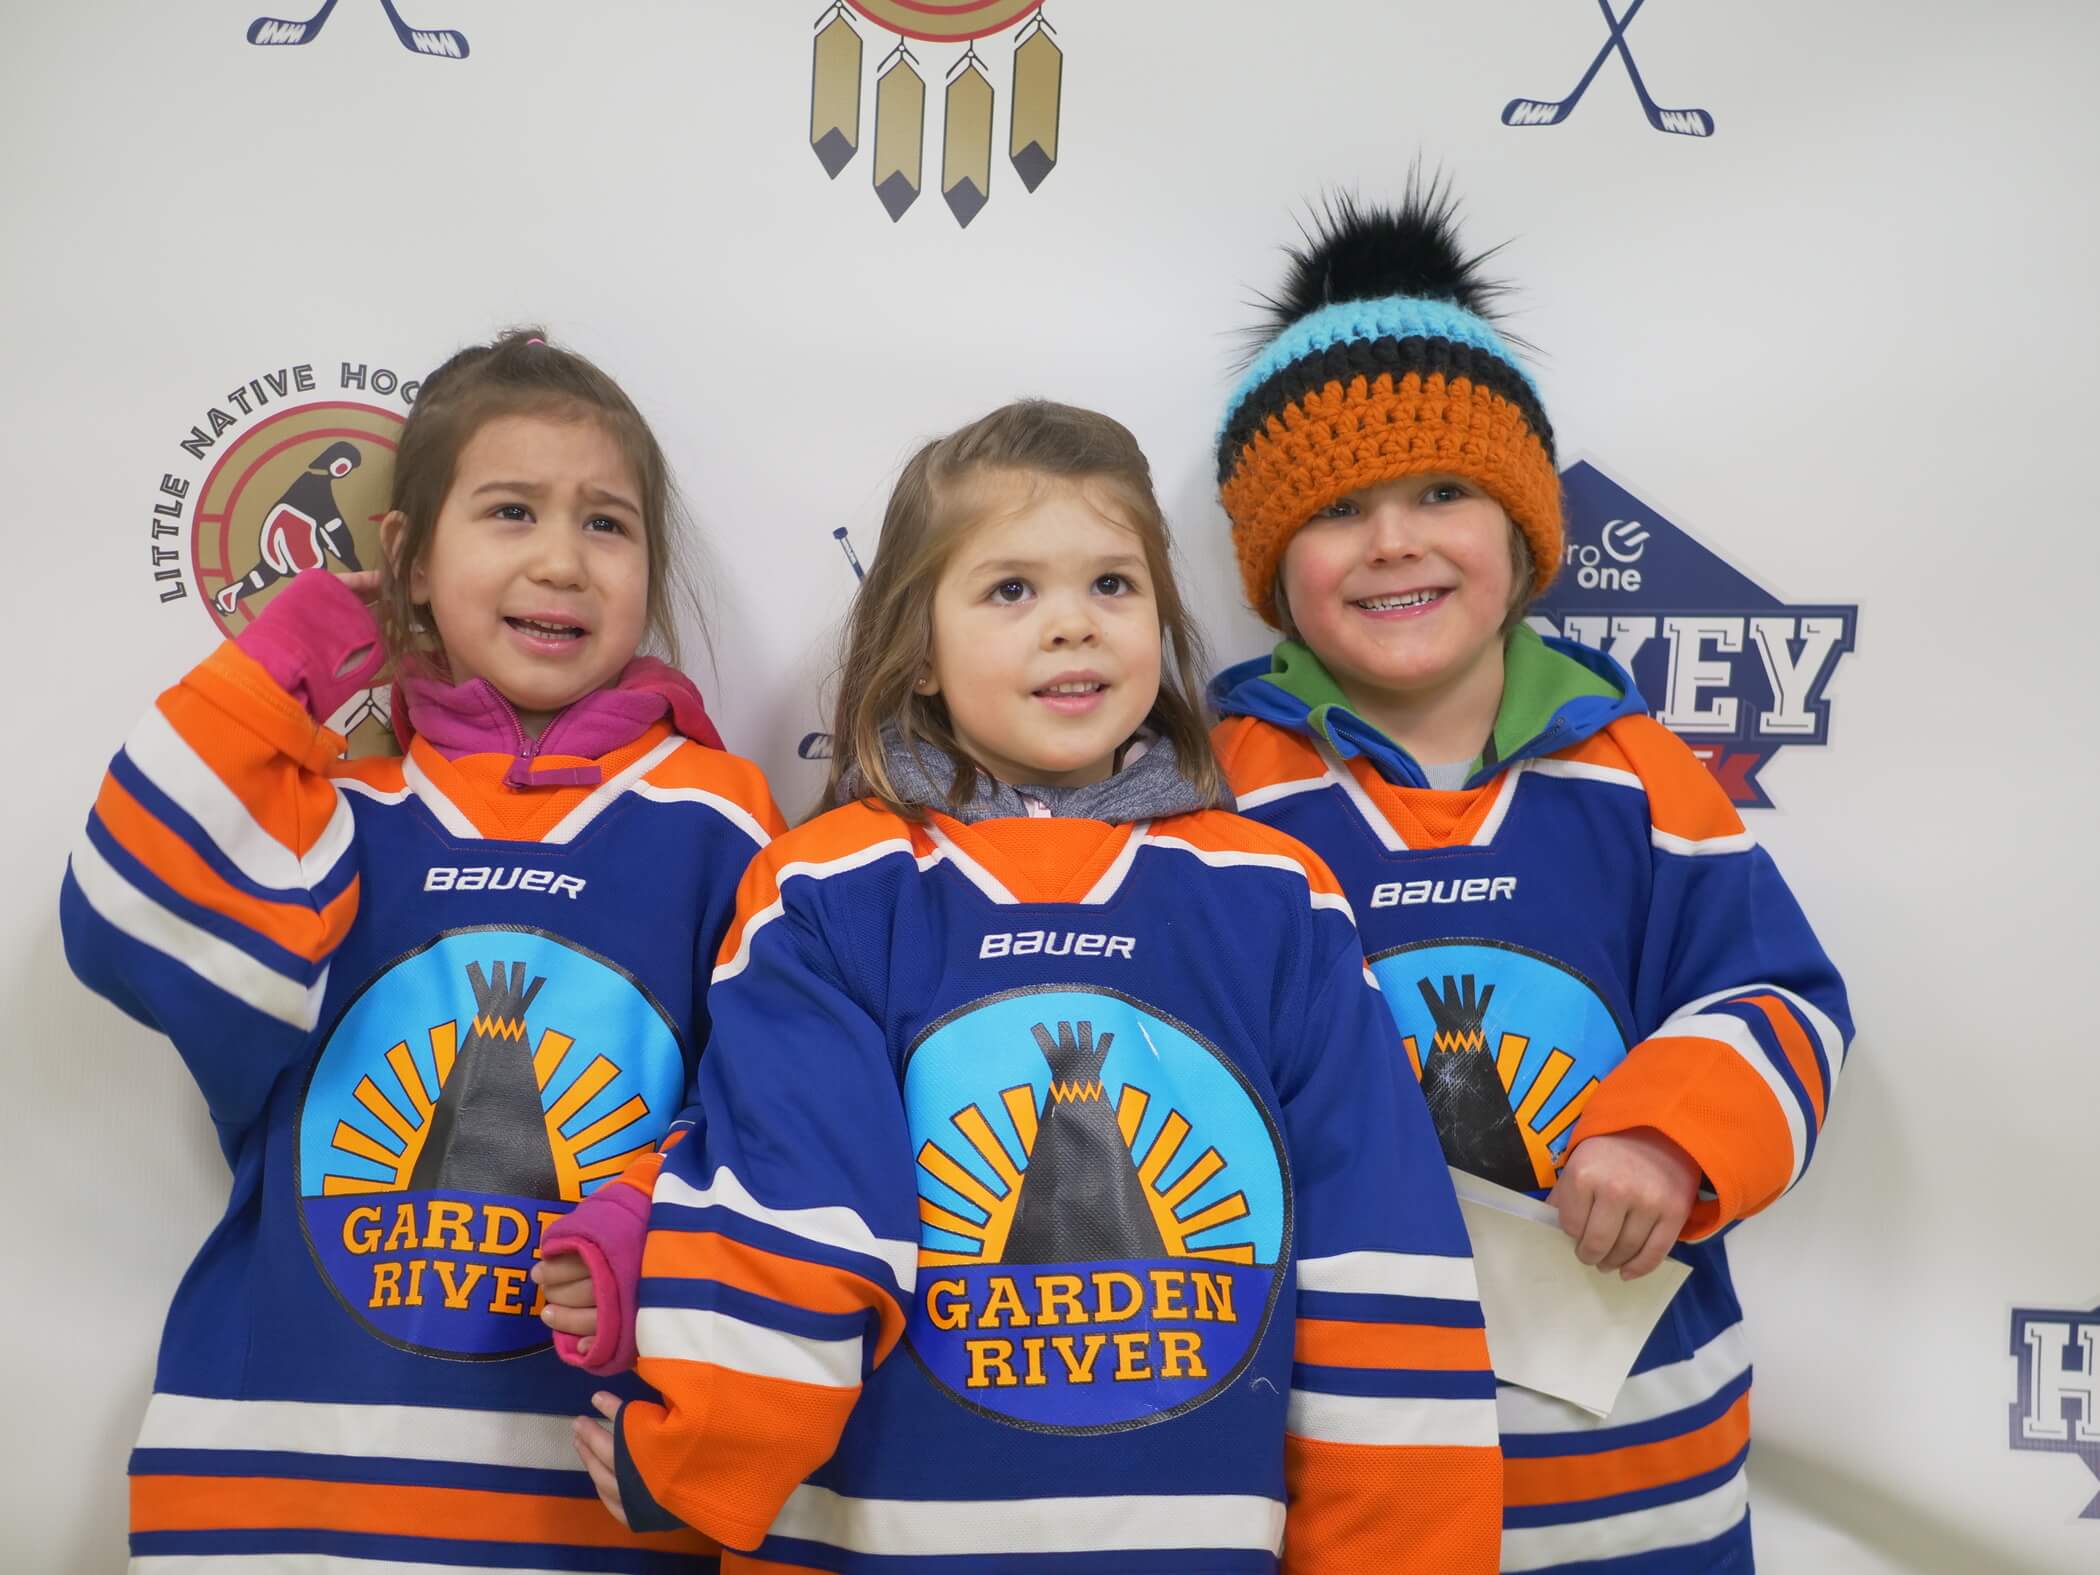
[1218,176,1561,627]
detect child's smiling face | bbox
[923,474,1162,791]
[1280,474,1519,715]
[405,413,650,736]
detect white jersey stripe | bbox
[1496,1321,1749,1436]
[654,1164,919,1292]
[628,779,774,850]
[400,752,481,839]
[542,735,685,845]
[635,1307,861,1389]
[134,1392,580,1472]
[1527,757,1643,792]
[1297,1249,1480,1303]
[1286,1390,1500,1449]
[769,1483,1287,1557]
[1500,1469,1748,1570]
[69,839,322,1030]
[134,1559,583,1574]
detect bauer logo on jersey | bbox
[147,360,421,754]
[297,927,685,1359]
[1531,460,1858,809]
[903,987,1289,1432]
[1371,939,1630,1193]
[2008,1302,2100,1518]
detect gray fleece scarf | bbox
[847,726,1224,825]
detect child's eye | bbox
[1093,573,1132,596]
[1424,482,1469,504]
[989,578,1032,604]
[1315,498,1359,520]
[584,515,628,535]
[492,503,531,521]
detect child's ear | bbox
[379,512,425,601]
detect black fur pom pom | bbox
[1248,170,1513,352]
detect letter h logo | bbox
[2010,1303,2100,1516]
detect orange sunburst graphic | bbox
[1402,1025,1599,1188]
[915,1077,1257,1268]
[319,1015,655,1203]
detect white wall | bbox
[4,3,2095,1568]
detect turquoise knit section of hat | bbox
[1219,295,1537,444]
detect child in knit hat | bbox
[1209,176,1853,1573]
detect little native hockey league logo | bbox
[298,929,685,1358]
[1531,461,1858,809]
[246,0,469,59]
[904,987,1289,1429]
[148,360,418,754]
[1372,940,1629,1193]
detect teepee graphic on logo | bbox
[916,1018,1258,1268]
[1408,973,1599,1191]
[408,961,560,1197]
[1006,1022,1165,1263]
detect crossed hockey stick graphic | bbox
[1503,0,1713,137]
[246,0,469,58]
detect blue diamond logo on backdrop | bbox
[1531,461,1859,809]
[2009,1303,2100,1518]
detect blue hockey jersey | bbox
[1212,630,1853,1575]
[61,638,783,1571]
[607,801,1504,1572]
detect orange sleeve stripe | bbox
[1739,993,1828,1127]
[1504,1391,1751,1507]
[1570,1038,1795,1224]
[642,1229,905,1361]
[130,1473,713,1555]
[93,774,357,961]
[1608,717,1745,844]
[721,1557,835,1575]
[621,1375,861,1552]
[175,645,349,834]
[1283,1435,1501,1575]
[609,1147,669,1203]
[1295,1318,1493,1373]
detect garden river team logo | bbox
[903,987,1289,1431]
[298,927,686,1358]
[1372,940,1629,1193]
[147,359,419,754]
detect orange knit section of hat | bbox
[1221,371,1562,627]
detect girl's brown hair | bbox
[376,327,700,673]
[824,399,1223,819]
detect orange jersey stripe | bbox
[621,1377,861,1552]
[1284,1435,1501,1575]
[1739,993,1828,1127]
[93,773,357,962]
[161,651,345,855]
[643,1228,905,1362]
[131,1472,712,1555]
[1295,1317,1493,1373]
[641,747,788,839]
[1571,1037,1796,1224]
[1504,1391,1752,1508]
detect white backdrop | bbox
[5,3,2097,1569]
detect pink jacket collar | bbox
[392,658,724,788]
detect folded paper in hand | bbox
[1450,1167,1689,1419]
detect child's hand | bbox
[533,1252,599,1359]
[572,1392,629,1528]
[334,569,382,602]
[1546,1127,1700,1280]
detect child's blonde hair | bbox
[824,400,1222,819]
[378,327,701,674]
